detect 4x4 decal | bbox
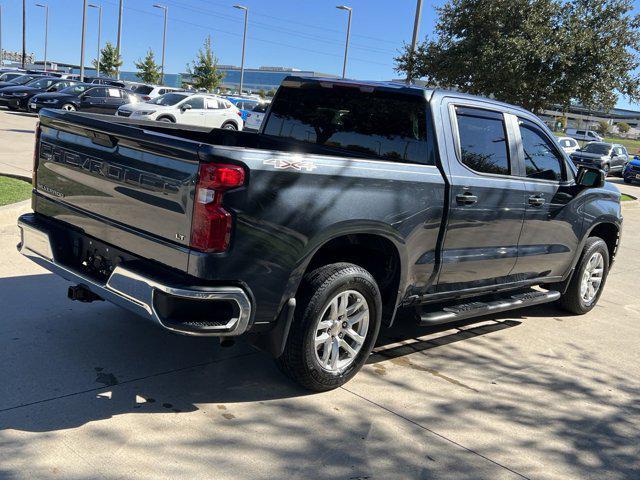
[263,158,317,172]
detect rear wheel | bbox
[7,105,18,111]
[61,104,76,112]
[558,237,610,314]
[276,263,382,392]
[624,177,633,184]
[158,116,174,123]
[603,164,611,176]
[222,122,237,130]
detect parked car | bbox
[556,136,580,155]
[570,142,628,175]
[0,71,27,84]
[566,128,603,143]
[244,102,270,131]
[128,84,183,101]
[0,77,78,111]
[29,84,139,114]
[85,77,127,88]
[0,73,46,89]
[116,92,243,130]
[226,96,260,121]
[18,76,622,392]
[622,156,640,184]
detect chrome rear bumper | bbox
[17,217,252,337]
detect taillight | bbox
[237,110,242,117]
[142,96,151,101]
[32,120,41,187]
[190,163,245,252]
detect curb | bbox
[0,199,31,226]
[0,172,32,183]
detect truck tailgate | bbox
[34,110,200,270]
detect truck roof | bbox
[285,75,532,115]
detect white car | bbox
[244,102,270,131]
[565,128,603,143]
[556,136,580,155]
[116,92,244,130]
[129,84,183,101]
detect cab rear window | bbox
[263,85,429,163]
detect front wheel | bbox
[61,104,76,112]
[558,237,610,314]
[602,164,611,176]
[276,263,382,392]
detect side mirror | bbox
[181,104,192,112]
[576,166,605,188]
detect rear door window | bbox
[263,85,429,163]
[518,118,566,182]
[454,106,510,175]
[86,87,106,98]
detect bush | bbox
[617,122,631,134]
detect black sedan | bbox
[29,84,140,114]
[0,73,45,90]
[0,77,79,111]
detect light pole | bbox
[233,5,248,95]
[116,0,123,79]
[89,3,102,77]
[35,3,49,71]
[407,0,423,84]
[153,4,167,85]
[80,0,87,81]
[22,0,26,68]
[336,5,352,79]
[0,5,3,67]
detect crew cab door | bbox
[203,97,226,128]
[435,99,527,292]
[508,115,582,280]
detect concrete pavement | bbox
[0,110,38,180]
[1,109,640,479]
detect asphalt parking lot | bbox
[1,109,639,479]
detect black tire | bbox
[7,105,18,111]
[558,237,610,314]
[624,177,632,184]
[276,262,382,392]
[61,104,77,112]
[222,122,237,130]
[158,116,174,123]
[603,164,610,176]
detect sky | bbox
[0,0,639,109]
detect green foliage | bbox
[258,89,266,99]
[187,36,225,92]
[617,122,631,134]
[395,0,640,112]
[555,116,568,130]
[93,41,122,77]
[597,120,611,135]
[266,88,277,97]
[135,49,162,84]
[0,176,31,206]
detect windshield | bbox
[582,143,612,155]
[59,84,92,95]
[26,78,57,89]
[132,85,154,95]
[0,72,23,82]
[148,93,189,106]
[9,75,37,85]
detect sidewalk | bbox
[0,110,38,180]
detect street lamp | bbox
[233,5,248,95]
[336,5,352,79]
[153,3,168,85]
[88,3,102,77]
[407,0,423,84]
[35,4,49,71]
[80,0,87,81]
[115,0,123,79]
[0,5,3,67]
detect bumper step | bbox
[419,289,561,326]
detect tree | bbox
[555,116,568,131]
[93,41,122,77]
[597,120,611,135]
[617,122,631,134]
[396,0,640,113]
[187,36,225,92]
[135,49,162,84]
[258,89,266,99]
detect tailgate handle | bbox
[87,130,118,148]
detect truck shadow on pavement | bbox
[1,273,638,479]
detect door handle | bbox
[528,195,546,207]
[456,192,478,205]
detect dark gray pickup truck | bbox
[18,76,622,391]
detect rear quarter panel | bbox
[189,146,446,325]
